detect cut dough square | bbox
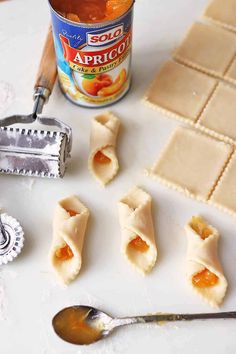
[148,126,233,201]
[174,22,236,77]
[118,187,157,275]
[210,152,236,217]
[144,61,217,124]
[198,83,236,143]
[204,0,236,32]
[225,57,236,84]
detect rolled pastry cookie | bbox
[50,195,90,285]
[88,112,120,186]
[118,187,157,274]
[185,216,227,308]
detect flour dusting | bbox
[0,81,14,115]
[21,177,35,191]
[0,269,18,321]
[0,284,7,321]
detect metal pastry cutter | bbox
[0,213,24,265]
[0,26,72,178]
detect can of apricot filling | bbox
[49,1,134,108]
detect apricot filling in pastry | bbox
[118,187,157,274]
[190,216,219,288]
[94,151,111,164]
[66,209,78,217]
[55,244,74,261]
[54,208,78,260]
[129,236,149,253]
[190,216,212,240]
[192,269,219,288]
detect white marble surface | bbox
[0,0,236,353]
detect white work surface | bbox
[0,0,236,353]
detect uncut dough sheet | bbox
[118,187,157,274]
[204,0,236,32]
[143,60,217,124]
[185,216,228,308]
[50,196,90,284]
[173,22,236,78]
[88,112,120,185]
[148,126,233,201]
[198,83,236,143]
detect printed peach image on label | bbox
[50,1,134,107]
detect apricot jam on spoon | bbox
[52,306,236,345]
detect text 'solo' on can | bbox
[49,0,135,108]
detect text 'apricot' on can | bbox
[49,1,134,108]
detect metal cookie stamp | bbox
[0,213,24,265]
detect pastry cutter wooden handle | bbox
[35,25,57,96]
[0,26,72,178]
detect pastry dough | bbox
[204,0,236,32]
[88,112,120,185]
[225,57,236,84]
[198,83,236,143]
[148,126,233,201]
[173,22,236,78]
[210,152,236,217]
[118,187,157,274]
[185,216,228,308]
[50,195,90,284]
[143,61,217,124]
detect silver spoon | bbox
[52,305,236,345]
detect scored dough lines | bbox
[147,126,236,219]
[144,61,236,145]
[173,21,236,84]
[143,61,218,125]
[144,0,236,145]
[197,83,236,144]
[203,0,236,33]
[207,148,235,201]
[209,151,236,218]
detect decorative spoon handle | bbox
[139,311,236,322]
[111,311,236,328]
